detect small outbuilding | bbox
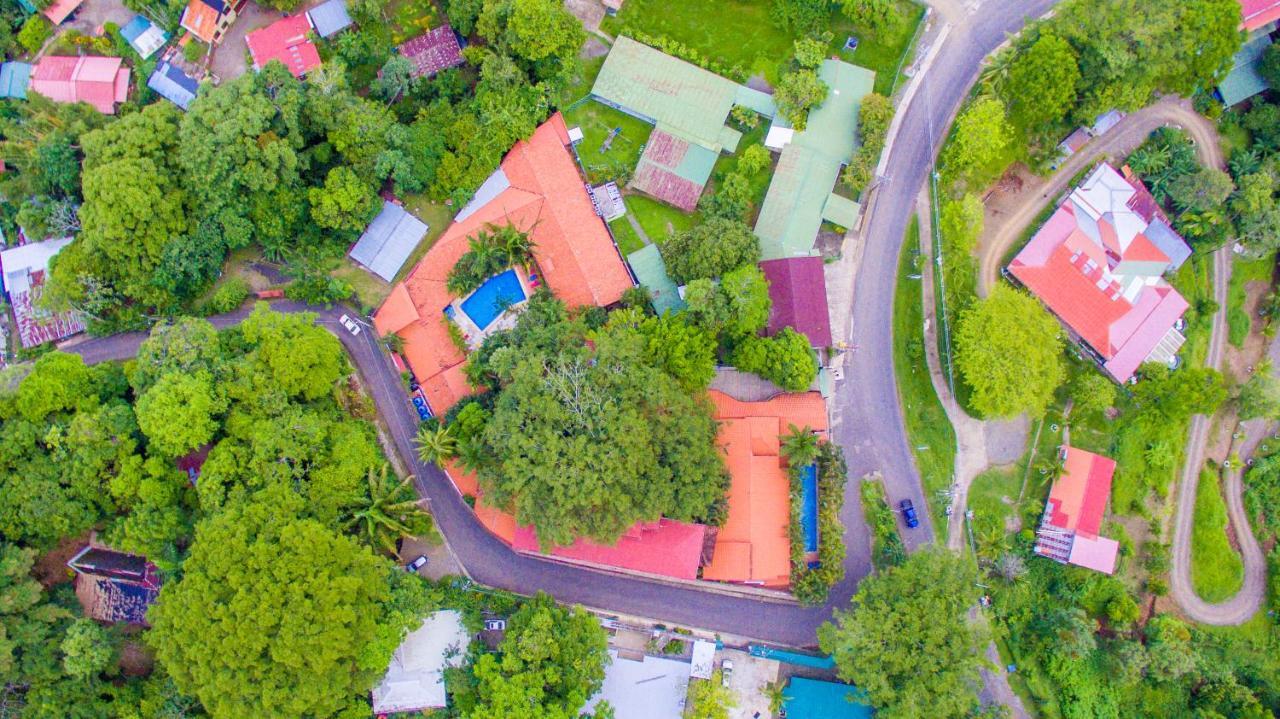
[585,651,691,719]
[306,0,353,38]
[348,201,429,282]
[370,610,470,714]
[399,25,465,79]
[120,15,169,60]
[0,62,32,99]
[147,57,201,110]
[246,13,321,78]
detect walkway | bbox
[976,96,1222,295]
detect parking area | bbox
[721,649,780,719]
[399,534,461,581]
[209,1,282,82]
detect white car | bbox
[339,314,361,336]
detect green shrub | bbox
[18,15,52,55]
[197,278,251,316]
[860,475,906,570]
[789,441,849,604]
[729,328,818,391]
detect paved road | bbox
[977,97,1223,295]
[829,0,1058,589]
[1169,268,1269,625]
[67,1,1061,647]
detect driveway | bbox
[66,0,133,35]
[209,1,282,82]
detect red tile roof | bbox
[759,256,833,347]
[1240,0,1280,30]
[374,113,634,416]
[399,26,464,78]
[29,56,129,114]
[701,390,828,587]
[246,14,320,78]
[180,0,224,44]
[42,0,85,24]
[1008,164,1189,383]
[1046,446,1115,538]
[512,519,707,580]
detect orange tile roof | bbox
[474,495,517,544]
[374,113,634,416]
[700,390,828,587]
[180,0,222,43]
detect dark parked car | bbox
[405,555,428,572]
[900,499,919,529]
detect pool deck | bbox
[447,267,537,349]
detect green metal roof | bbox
[1219,33,1273,107]
[821,193,861,229]
[734,85,778,118]
[753,59,875,259]
[626,244,685,315]
[592,36,742,151]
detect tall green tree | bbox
[729,328,818,392]
[342,464,435,556]
[662,217,761,284]
[238,304,347,402]
[941,96,1013,188]
[955,285,1065,418]
[148,496,409,718]
[999,31,1080,132]
[308,166,380,233]
[819,549,985,719]
[462,593,609,719]
[135,371,224,457]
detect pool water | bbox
[460,269,526,330]
[800,464,818,552]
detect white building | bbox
[370,610,470,714]
[585,650,691,719]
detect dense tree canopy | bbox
[819,549,985,719]
[662,217,761,284]
[466,299,728,546]
[955,285,1065,418]
[148,497,411,718]
[999,31,1080,132]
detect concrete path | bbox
[976,96,1222,295]
[625,213,653,246]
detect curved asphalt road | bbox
[67,1,1059,647]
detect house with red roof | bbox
[246,13,321,78]
[701,389,829,587]
[180,0,246,44]
[41,0,84,24]
[1033,446,1120,574]
[1240,0,1280,31]
[1009,163,1192,383]
[29,56,129,114]
[373,112,634,417]
[759,256,832,348]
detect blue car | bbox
[900,499,920,529]
[411,396,431,422]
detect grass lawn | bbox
[196,247,274,307]
[705,122,773,224]
[562,99,654,185]
[968,467,1022,549]
[893,215,957,534]
[1190,468,1245,603]
[1171,253,1217,370]
[1227,253,1274,349]
[609,216,646,255]
[628,194,698,245]
[387,0,439,45]
[600,0,923,88]
[558,55,607,107]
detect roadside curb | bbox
[876,20,952,180]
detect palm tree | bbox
[415,423,457,465]
[497,226,536,268]
[780,424,821,467]
[344,464,435,557]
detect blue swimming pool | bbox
[460,269,526,330]
[800,464,819,552]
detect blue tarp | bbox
[748,645,836,669]
[782,678,872,719]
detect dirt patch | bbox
[65,0,135,36]
[209,2,283,83]
[563,0,605,33]
[581,36,610,59]
[34,532,90,588]
[119,640,155,677]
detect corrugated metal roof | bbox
[625,244,684,315]
[782,678,872,719]
[306,0,352,38]
[1218,32,1272,106]
[753,59,874,259]
[122,16,169,59]
[349,201,429,282]
[0,62,32,99]
[147,60,199,110]
[820,193,860,229]
[591,36,741,151]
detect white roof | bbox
[690,640,715,680]
[370,610,470,713]
[765,124,794,151]
[1,237,73,296]
[585,650,690,719]
[567,126,585,143]
[1069,164,1148,251]
[348,201,429,282]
